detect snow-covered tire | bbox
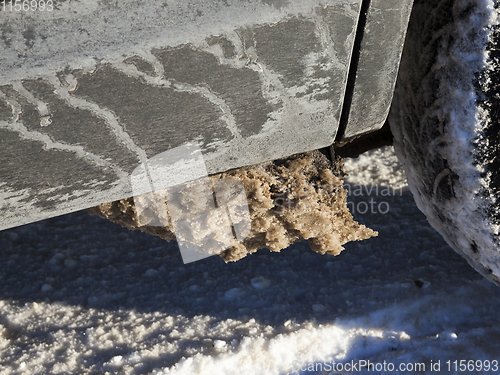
[390,0,500,284]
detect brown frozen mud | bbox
[87,150,376,261]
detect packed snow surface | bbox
[1,146,500,374]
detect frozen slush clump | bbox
[87,150,376,261]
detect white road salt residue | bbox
[1,146,500,374]
[0,0,360,85]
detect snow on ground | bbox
[1,146,500,375]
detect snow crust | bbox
[89,151,375,262]
[1,146,500,374]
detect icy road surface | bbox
[1,146,500,374]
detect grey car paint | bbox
[0,0,411,231]
[340,0,413,141]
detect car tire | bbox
[389,0,500,284]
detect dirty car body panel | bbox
[0,0,413,230]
